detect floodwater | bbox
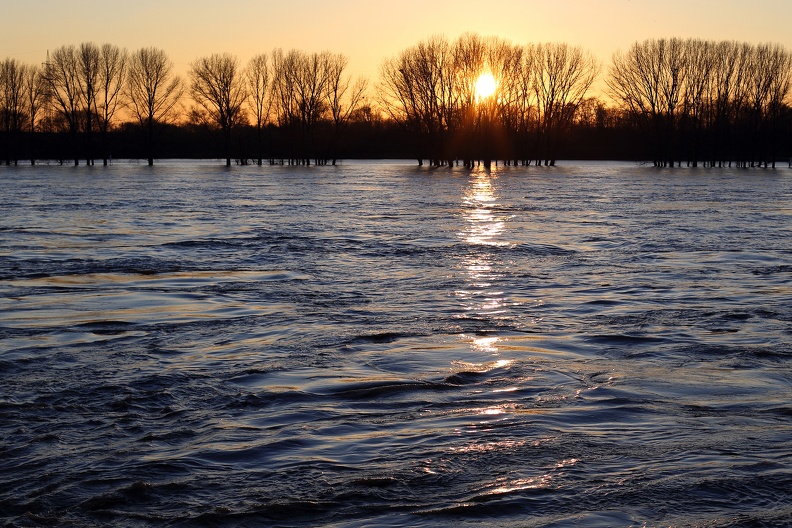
[1,160,791,527]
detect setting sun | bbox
[475,72,497,100]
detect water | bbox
[1,160,791,527]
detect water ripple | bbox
[1,161,791,526]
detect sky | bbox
[4,0,792,90]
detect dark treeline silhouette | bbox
[0,45,367,167]
[1,34,790,167]
[379,34,599,167]
[608,38,792,168]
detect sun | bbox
[475,72,497,100]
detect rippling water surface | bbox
[1,160,791,527]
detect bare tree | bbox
[609,38,792,167]
[608,39,679,166]
[379,52,425,164]
[325,52,367,164]
[271,49,333,164]
[189,53,247,166]
[95,44,127,165]
[1,58,28,165]
[680,39,713,166]
[246,53,272,165]
[294,51,331,164]
[378,35,452,166]
[77,42,100,164]
[127,47,183,166]
[451,33,488,166]
[270,49,295,135]
[486,39,525,165]
[744,43,792,167]
[23,63,48,164]
[708,41,751,165]
[379,34,602,167]
[531,42,599,165]
[44,45,83,165]
[512,44,538,165]
[270,48,301,163]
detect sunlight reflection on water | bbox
[462,171,511,247]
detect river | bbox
[1,160,791,527]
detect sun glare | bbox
[475,72,497,100]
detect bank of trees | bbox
[269,49,366,165]
[608,38,792,167]
[1,34,791,167]
[0,43,365,166]
[379,34,599,167]
[0,44,182,166]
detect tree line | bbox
[609,38,792,167]
[379,33,598,167]
[0,44,366,167]
[1,35,791,167]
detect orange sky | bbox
[4,0,792,93]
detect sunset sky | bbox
[4,0,792,85]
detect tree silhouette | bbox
[271,49,342,165]
[246,54,272,166]
[127,47,183,166]
[1,58,28,165]
[378,35,453,166]
[77,42,100,165]
[23,63,48,165]
[189,53,247,166]
[43,45,83,165]
[530,43,599,166]
[2,34,790,166]
[96,44,127,166]
[608,38,792,167]
[380,35,598,167]
[325,53,367,165]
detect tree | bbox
[44,45,83,165]
[531,43,599,165]
[450,33,488,165]
[246,53,272,165]
[378,34,602,167]
[23,64,48,165]
[77,42,100,164]
[680,39,713,166]
[708,41,751,165]
[325,52,367,164]
[96,44,127,165]
[1,58,28,165]
[378,35,453,166]
[189,53,247,166]
[270,48,298,162]
[379,51,425,164]
[608,39,681,166]
[608,38,792,167]
[763,45,792,167]
[293,51,331,164]
[127,47,183,166]
[271,49,334,164]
